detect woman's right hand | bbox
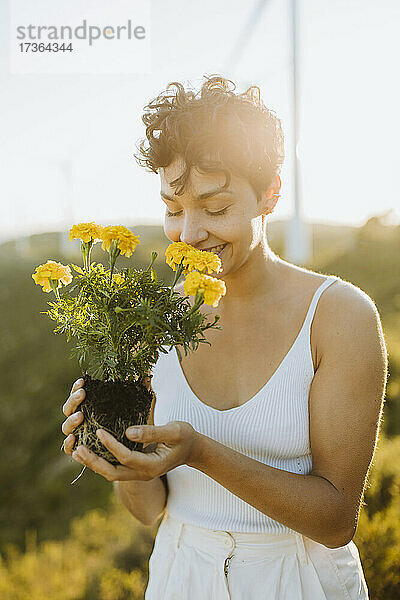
[61,378,86,455]
[61,374,153,456]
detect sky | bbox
[0,0,399,244]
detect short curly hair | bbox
[134,75,284,200]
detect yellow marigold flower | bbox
[112,273,124,285]
[32,260,73,293]
[165,242,196,271]
[182,248,222,275]
[69,222,103,243]
[183,271,226,307]
[100,225,140,257]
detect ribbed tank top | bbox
[152,275,339,533]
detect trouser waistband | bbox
[161,512,309,567]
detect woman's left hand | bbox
[71,421,201,482]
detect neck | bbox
[216,239,286,310]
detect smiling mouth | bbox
[200,243,228,256]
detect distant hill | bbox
[0,219,359,267]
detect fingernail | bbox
[127,427,142,438]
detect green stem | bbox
[184,291,204,318]
[80,239,94,273]
[87,242,93,270]
[49,279,60,300]
[109,240,121,283]
[146,251,158,272]
[169,262,185,298]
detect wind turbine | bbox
[285,0,311,264]
[223,0,311,265]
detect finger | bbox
[61,411,84,435]
[96,429,137,466]
[70,378,84,395]
[62,433,76,455]
[125,422,181,445]
[71,445,137,482]
[62,387,86,417]
[97,429,161,472]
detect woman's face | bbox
[160,155,279,278]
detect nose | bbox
[179,213,208,246]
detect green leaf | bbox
[70,264,84,274]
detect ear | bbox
[261,174,281,215]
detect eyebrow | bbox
[160,188,233,202]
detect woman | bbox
[61,76,387,599]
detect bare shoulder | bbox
[294,265,379,316]
[319,275,379,311]
[288,265,387,372]
[314,275,387,355]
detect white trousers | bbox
[144,512,369,600]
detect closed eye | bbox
[165,207,229,217]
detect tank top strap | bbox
[301,275,339,333]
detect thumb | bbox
[125,422,180,443]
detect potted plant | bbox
[32,223,226,482]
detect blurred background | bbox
[0,1,399,598]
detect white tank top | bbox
[152,275,339,533]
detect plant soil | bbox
[72,372,154,465]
